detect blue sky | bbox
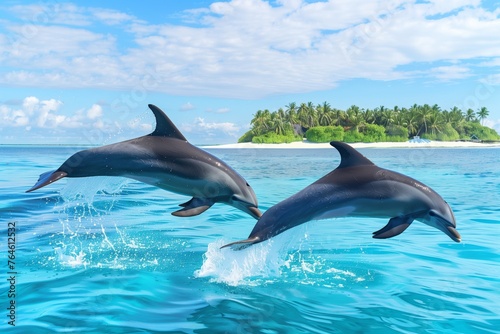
[1,0,500,145]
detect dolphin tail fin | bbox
[172,197,214,217]
[372,216,413,239]
[220,237,260,251]
[26,170,68,193]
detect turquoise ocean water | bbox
[1,145,499,333]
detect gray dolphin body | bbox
[223,141,461,250]
[27,104,261,219]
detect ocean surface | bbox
[1,145,499,333]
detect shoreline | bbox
[203,140,500,149]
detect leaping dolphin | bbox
[223,141,461,250]
[27,104,262,219]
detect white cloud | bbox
[480,73,500,86]
[0,105,29,127]
[8,3,92,26]
[1,1,500,98]
[35,99,64,127]
[430,65,471,81]
[22,96,40,114]
[0,97,108,130]
[90,8,136,25]
[1,97,65,128]
[0,96,159,144]
[127,118,153,132]
[8,3,137,27]
[87,104,103,119]
[182,117,240,137]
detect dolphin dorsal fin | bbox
[148,104,187,141]
[330,141,374,168]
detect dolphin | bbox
[27,104,262,219]
[223,141,461,250]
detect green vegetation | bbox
[462,122,500,141]
[305,126,344,142]
[239,102,499,143]
[251,130,302,144]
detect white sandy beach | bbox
[203,140,500,149]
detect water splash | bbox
[195,226,373,287]
[48,176,149,269]
[194,238,289,286]
[195,226,319,286]
[54,246,89,268]
[59,176,129,202]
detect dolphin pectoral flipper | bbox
[220,236,260,250]
[172,197,214,217]
[372,216,413,239]
[26,170,68,193]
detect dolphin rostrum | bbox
[27,104,262,219]
[223,141,461,250]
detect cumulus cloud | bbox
[87,104,103,119]
[127,118,153,132]
[430,65,472,81]
[0,97,107,130]
[0,104,29,127]
[0,96,65,128]
[0,1,500,98]
[182,117,240,137]
[0,97,167,144]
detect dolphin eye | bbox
[246,182,250,187]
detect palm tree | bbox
[271,111,287,135]
[373,106,383,125]
[297,102,318,128]
[317,101,333,126]
[431,104,441,114]
[380,106,394,126]
[464,108,477,122]
[405,106,420,137]
[362,108,376,124]
[477,107,489,125]
[305,102,318,127]
[392,110,406,127]
[427,109,443,136]
[333,108,345,126]
[418,104,432,135]
[446,106,464,128]
[285,102,299,124]
[391,106,403,126]
[297,103,309,127]
[346,105,364,132]
[251,109,272,135]
[250,110,263,134]
[248,101,494,141]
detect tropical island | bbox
[238,102,500,144]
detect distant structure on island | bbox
[408,136,431,143]
[292,124,308,137]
